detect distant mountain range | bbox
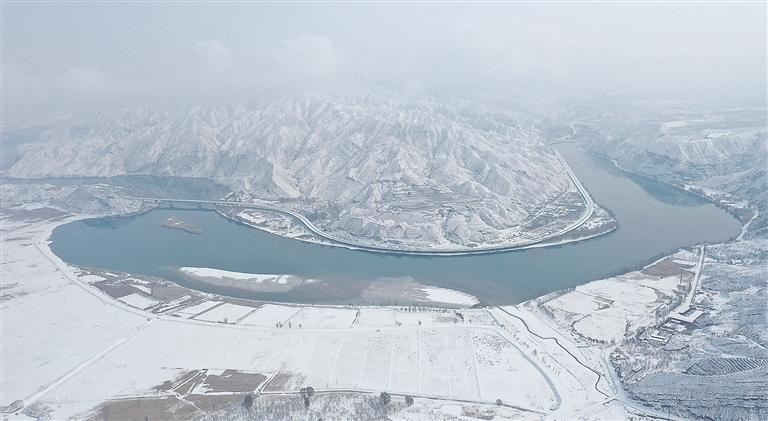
[577,100,767,237]
[7,93,575,248]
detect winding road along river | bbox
[50,144,742,304]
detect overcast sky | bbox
[2,2,766,120]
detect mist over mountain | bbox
[8,92,577,248]
[3,2,765,126]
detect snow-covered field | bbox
[174,300,222,317]
[0,214,632,420]
[118,292,160,309]
[536,251,693,344]
[289,306,357,328]
[237,304,302,327]
[0,215,150,415]
[193,302,258,323]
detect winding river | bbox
[49,144,742,305]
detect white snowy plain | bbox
[117,292,159,310]
[1,215,639,420]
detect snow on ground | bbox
[352,308,396,327]
[237,304,302,327]
[193,303,257,323]
[542,271,683,343]
[118,292,159,310]
[491,306,613,415]
[577,278,660,305]
[1,215,628,420]
[180,267,287,283]
[236,210,310,240]
[175,300,223,317]
[0,216,148,410]
[544,290,603,317]
[289,306,357,328]
[672,248,699,263]
[471,328,557,412]
[16,300,559,418]
[131,284,152,294]
[395,311,460,327]
[418,286,479,306]
[419,328,450,395]
[301,331,346,388]
[460,309,497,326]
[571,307,626,342]
[77,274,106,284]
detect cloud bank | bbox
[2,2,765,122]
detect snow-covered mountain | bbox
[574,99,767,237]
[7,93,575,248]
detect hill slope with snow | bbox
[8,94,579,249]
[575,99,767,237]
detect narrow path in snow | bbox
[494,306,608,400]
[256,387,546,415]
[683,245,706,308]
[21,320,154,409]
[486,308,563,410]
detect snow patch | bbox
[117,293,159,310]
[180,267,276,281]
[419,286,479,306]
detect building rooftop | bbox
[669,309,704,324]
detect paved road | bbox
[600,347,685,421]
[684,245,706,308]
[494,306,609,399]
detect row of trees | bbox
[242,388,415,410]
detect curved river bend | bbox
[50,145,742,305]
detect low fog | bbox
[2,2,766,123]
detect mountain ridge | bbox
[8,93,580,249]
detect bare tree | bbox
[300,386,315,408]
[242,393,255,410]
[379,392,391,405]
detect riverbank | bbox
[215,202,618,257]
[10,210,750,420]
[139,145,618,256]
[48,143,741,305]
[586,149,757,242]
[1,150,752,417]
[0,214,574,419]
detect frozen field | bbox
[237,304,302,327]
[174,300,223,317]
[0,216,149,413]
[1,215,632,420]
[118,292,160,309]
[23,318,557,418]
[193,302,258,323]
[289,306,357,328]
[540,265,689,343]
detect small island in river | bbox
[161,217,203,234]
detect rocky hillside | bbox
[575,99,767,238]
[6,93,576,249]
